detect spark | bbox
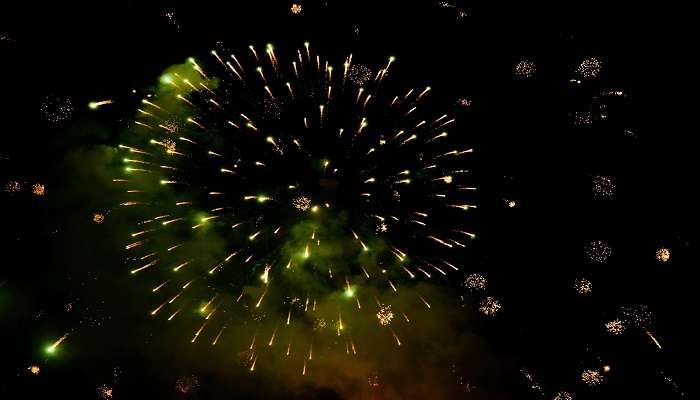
[581,369,604,386]
[130,259,158,274]
[88,100,113,110]
[167,309,182,321]
[479,297,502,316]
[268,326,278,346]
[656,247,671,263]
[391,329,402,346]
[646,329,662,349]
[46,333,69,354]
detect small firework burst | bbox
[250,310,267,321]
[572,111,593,126]
[93,213,105,224]
[656,247,671,263]
[262,98,282,121]
[160,119,180,133]
[464,273,487,291]
[348,64,373,86]
[623,129,638,139]
[4,180,21,193]
[175,374,199,394]
[292,196,311,211]
[41,95,75,124]
[163,138,177,153]
[605,319,626,335]
[290,3,302,14]
[585,240,611,263]
[456,97,472,108]
[514,60,536,79]
[97,384,114,399]
[573,277,592,294]
[367,373,380,387]
[593,175,615,199]
[479,297,502,316]
[376,221,388,233]
[506,199,517,208]
[28,365,40,375]
[577,57,602,79]
[313,318,327,331]
[162,9,180,29]
[287,296,304,311]
[376,304,394,326]
[581,369,603,386]
[620,304,652,329]
[553,391,573,400]
[31,183,46,196]
[600,89,626,98]
[0,32,16,44]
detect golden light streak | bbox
[130,259,158,274]
[191,322,207,343]
[447,204,477,211]
[255,285,268,308]
[268,326,278,346]
[125,241,143,250]
[388,280,398,292]
[186,117,204,129]
[173,260,190,272]
[391,329,402,346]
[200,295,217,313]
[441,260,460,271]
[88,99,113,109]
[249,230,262,240]
[401,266,415,278]
[162,217,185,225]
[260,265,271,283]
[167,308,181,321]
[152,280,168,292]
[250,355,257,372]
[47,333,69,353]
[150,301,167,316]
[453,229,476,239]
[427,235,452,248]
[646,329,662,349]
[168,290,184,304]
[360,266,370,278]
[167,243,183,251]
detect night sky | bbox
[1,2,694,399]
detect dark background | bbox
[1,1,694,399]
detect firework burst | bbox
[115,43,476,373]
